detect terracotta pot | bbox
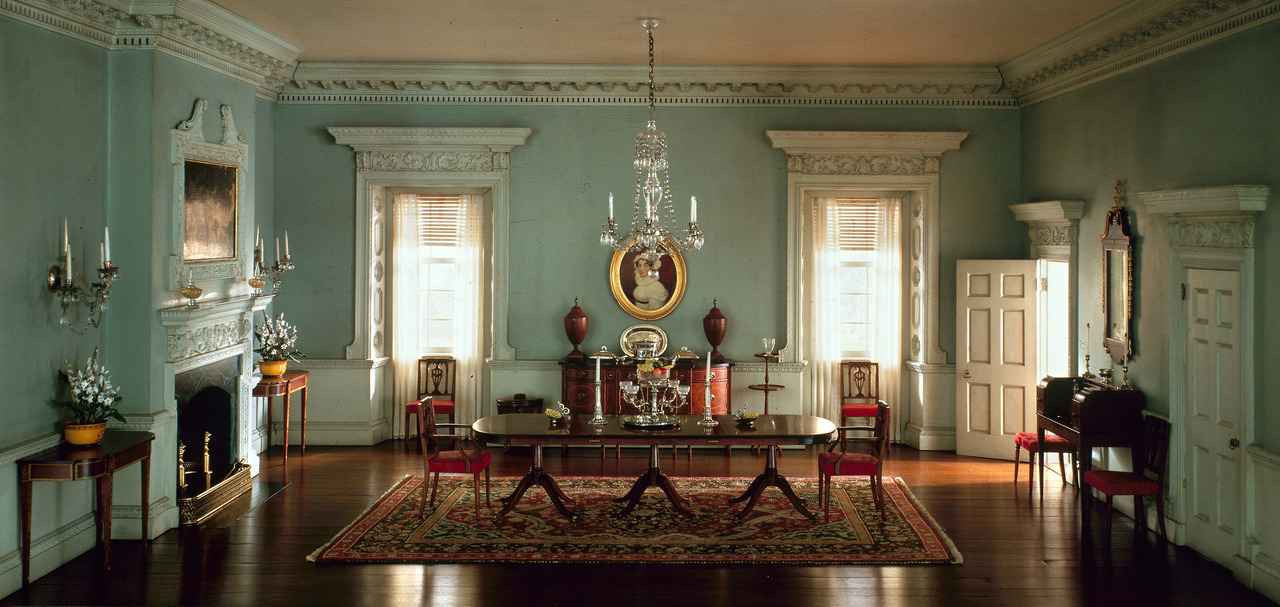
[259,359,288,377]
[63,421,108,446]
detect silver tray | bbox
[621,414,679,429]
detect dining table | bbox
[471,413,836,522]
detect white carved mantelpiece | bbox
[160,294,272,477]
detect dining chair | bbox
[1081,415,1171,542]
[817,402,890,522]
[418,396,491,518]
[839,360,890,454]
[1012,431,1077,495]
[406,356,457,450]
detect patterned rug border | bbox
[309,475,962,566]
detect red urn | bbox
[703,299,727,363]
[564,298,588,361]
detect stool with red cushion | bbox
[1013,431,1077,495]
[1082,415,1171,542]
[818,402,889,522]
[416,400,491,519]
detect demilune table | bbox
[471,413,836,522]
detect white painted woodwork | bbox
[955,260,1039,459]
[1185,268,1243,566]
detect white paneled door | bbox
[956,260,1039,460]
[1185,268,1242,566]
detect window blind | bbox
[835,198,880,251]
[411,194,466,246]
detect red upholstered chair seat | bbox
[1081,470,1159,496]
[818,451,879,476]
[428,449,491,474]
[1013,431,1077,494]
[1013,431,1071,451]
[406,399,455,415]
[841,402,880,418]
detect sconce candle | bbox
[608,193,614,221]
[690,196,697,222]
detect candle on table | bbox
[690,196,697,222]
[1085,322,1090,352]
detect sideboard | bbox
[560,358,732,415]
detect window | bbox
[391,192,483,432]
[830,199,882,358]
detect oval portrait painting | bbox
[609,239,687,321]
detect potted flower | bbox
[62,348,125,445]
[254,313,304,376]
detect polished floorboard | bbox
[4,441,1276,607]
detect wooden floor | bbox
[5,442,1276,607]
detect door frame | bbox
[1141,185,1264,556]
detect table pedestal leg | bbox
[614,445,693,518]
[494,445,576,520]
[730,445,816,522]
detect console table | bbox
[253,370,309,463]
[18,430,154,586]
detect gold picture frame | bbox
[182,159,239,262]
[609,238,687,321]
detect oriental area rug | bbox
[309,475,961,566]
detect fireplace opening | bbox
[174,356,251,524]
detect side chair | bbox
[839,360,890,454]
[406,356,458,450]
[817,402,890,522]
[418,396,492,519]
[1081,415,1171,542]
[1013,431,1078,495]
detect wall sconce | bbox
[48,219,119,333]
[249,227,293,295]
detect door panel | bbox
[956,260,1039,459]
[1185,268,1241,566]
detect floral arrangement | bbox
[254,314,305,362]
[64,348,125,425]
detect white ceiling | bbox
[210,0,1134,67]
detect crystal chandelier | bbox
[600,18,704,266]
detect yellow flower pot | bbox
[63,421,108,445]
[259,360,288,377]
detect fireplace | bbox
[161,294,270,526]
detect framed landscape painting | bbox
[182,159,238,262]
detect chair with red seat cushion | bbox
[1082,415,1171,541]
[818,402,890,522]
[839,361,890,454]
[1013,431,1077,495]
[417,395,491,518]
[405,357,458,450]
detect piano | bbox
[1036,375,1145,500]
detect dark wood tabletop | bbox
[472,413,835,447]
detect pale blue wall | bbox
[273,104,1023,363]
[0,18,109,444]
[1021,19,1280,448]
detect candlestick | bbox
[690,196,697,222]
[699,350,718,427]
[103,226,110,265]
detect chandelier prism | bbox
[600,18,704,266]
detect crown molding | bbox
[766,130,969,156]
[1002,0,1280,105]
[282,63,1016,108]
[1,0,301,100]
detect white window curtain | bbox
[812,196,902,439]
[391,193,484,437]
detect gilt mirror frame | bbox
[1101,180,1134,365]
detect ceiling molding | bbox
[281,64,1016,108]
[1001,0,1280,105]
[1,0,301,100]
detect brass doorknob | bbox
[962,370,971,379]
[1230,438,1240,450]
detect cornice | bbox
[1140,185,1269,249]
[283,63,1015,108]
[1002,0,1280,105]
[1,0,300,100]
[327,127,534,152]
[766,131,969,156]
[1009,200,1085,223]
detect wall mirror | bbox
[1100,180,1133,365]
